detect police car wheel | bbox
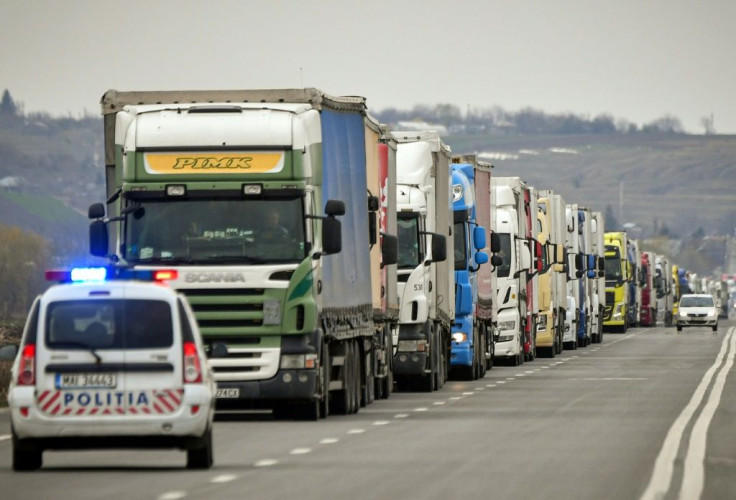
[12,430,42,471]
[186,428,214,469]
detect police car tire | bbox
[186,428,214,469]
[12,431,42,471]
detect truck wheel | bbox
[330,341,353,415]
[676,324,682,332]
[186,427,214,470]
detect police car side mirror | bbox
[0,344,18,361]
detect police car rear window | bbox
[45,300,173,349]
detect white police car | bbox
[7,267,216,471]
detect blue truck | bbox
[449,159,489,380]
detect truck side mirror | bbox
[88,203,105,219]
[519,241,531,270]
[322,217,342,255]
[491,255,503,268]
[368,196,379,245]
[89,220,109,257]
[575,253,584,270]
[474,251,489,266]
[381,234,398,266]
[490,232,501,253]
[473,226,486,251]
[431,233,447,263]
[324,199,346,217]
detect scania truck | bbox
[88,88,398,420]
[449,156,490,380]
[392,131,453,391]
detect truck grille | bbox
[180,288,265,333]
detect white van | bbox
[7,268,216,471]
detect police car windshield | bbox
[124,197,306,264]
[46,300,174,350]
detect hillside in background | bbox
[0,94,734,276]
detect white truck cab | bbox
[7,267,216,471]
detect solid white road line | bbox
[639,327,734,500]
[679,327,736,500]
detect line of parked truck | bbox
[79,87,702,420]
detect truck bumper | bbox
[536,311,554,347]
[214,369,318,409]
[393,352,429,376]
[451,342,473,367]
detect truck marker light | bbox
[166,184,187,197]
[243,184,263,196]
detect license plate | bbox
[56,373,117,389]
[216,388,240,399]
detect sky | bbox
[2,0,735,133]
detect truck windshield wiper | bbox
[51,341,103,364]
[201,255,268,264]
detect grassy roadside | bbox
[1,319,24,408]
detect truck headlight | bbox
[398,340,427,352]
[497,334,514,343]
[452,332,467,343]
[498,320,516,332]
[262,299,282,325]
[280,353,318,370]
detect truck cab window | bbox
[397,215,422,269]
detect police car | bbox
[7,267,216,471]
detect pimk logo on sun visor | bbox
[144,152,284,175]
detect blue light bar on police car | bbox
[45,267,178,283]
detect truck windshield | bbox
[605,247,622,283]
[124,197,306,264]
[496,233,512,278]
[453,221,467,271]
[397,215,422,269]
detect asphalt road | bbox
[2,321,735,500]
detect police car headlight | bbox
[262,299,281,325]
[707,310,716,317]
